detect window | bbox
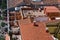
[32,0,42,2]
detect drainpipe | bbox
[7,0,10,33]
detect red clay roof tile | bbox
[8,0,23,8]
[18,19,53,40]
[44,6,60,13]
[5,34,10,40]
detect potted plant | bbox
[1,22,6,27]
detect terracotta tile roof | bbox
[8,0,23,8]
[58,0,60,3]
[43,0,57,4]
[44,6,60,13]
[18,19,53,40]
[23,0,31,4]
[8,0,59,8]
[5,34,10,40]
[31,2,44,5]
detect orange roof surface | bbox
[58,0,60,3]
[44,6,60,13]
[18,19,53,40]
[8,0,23,8]
[31,2,44,5]
[5,34,10,40]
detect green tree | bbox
[1,0,7,9]
[1,22,6,27]
[8,31,13,40]
[0,16,5,20]
[12,38,17,40]
[0,37,5,40]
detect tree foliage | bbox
[0,37,5,40]
[1,22,6,27]
[0,16,4,20]
[0,0,7,9]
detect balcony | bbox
[12,35,21,40]
[9,21,14,26]
[9,16,15,21]
[11,27,20,35]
